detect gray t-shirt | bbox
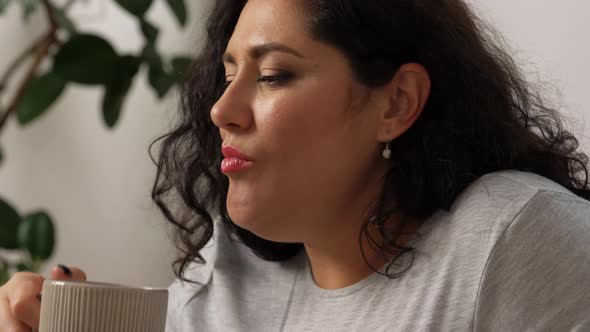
[165,171,590,331]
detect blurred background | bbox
[0,0,214,287]
[0,0,588,288]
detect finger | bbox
[66,266,87,281]
[49,265,86,281]
[49,265,70,280]
[6,274,44,330]
[0,296,32,332]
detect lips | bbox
[221,145,254,174]
[222,145,253,161]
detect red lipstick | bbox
[221,145,254,174]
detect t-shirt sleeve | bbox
[473,191,590,331]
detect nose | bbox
[210,78,254,131]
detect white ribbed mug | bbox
[38,280,168,332]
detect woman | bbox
[2,0,589,331]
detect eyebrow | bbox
[222,42,305,64]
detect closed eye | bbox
[256,72,294,87]
[223,72,294,90]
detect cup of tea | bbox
[38,279,168,332]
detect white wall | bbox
[471,0,590,146]
[0,1,588,288]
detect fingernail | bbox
[57,264,72,277]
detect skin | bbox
[0,266,86,331]
[211,0,430,289]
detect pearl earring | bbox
[382,140,391,159]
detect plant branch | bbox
[41,0,58,30]
[0,34,48,93]
[0,0,59,133]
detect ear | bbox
[375,63,431,142]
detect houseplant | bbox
[0,0,193,285]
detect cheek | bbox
[256,82,352,150]
[227,90,376,241]
[254,82,369,199]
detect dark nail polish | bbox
[58,264,72,277]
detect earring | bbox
[382,140,392,159]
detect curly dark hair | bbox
[150,0,590,285]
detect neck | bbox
[304,215,421,289]
[304,231,389,290]
[303,169,420,289]
[304,212,421,289]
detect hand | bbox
[0,265,87,332]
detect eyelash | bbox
[223,72,293,89]
[257,73,293,86]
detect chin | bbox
[227,207,296,243]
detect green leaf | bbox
[148,56,192,95]
[16,261,33,272]
[20,0,38,20]
[141,43,173,97]
[148,63,175,98]
[0,0,13,14]
[171,56,192,81]
[0,197,21,249]
[141,41,160,65]
[16,72,66,126]
[53,7,78,35]
[114,0,153,18]
[102,55,140,128]
[0,263,8,286]
[140,18,158,44]
[53,34,119,85]
[18,211,55,261]
[165,0,186,27]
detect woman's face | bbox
[211,0,387,242]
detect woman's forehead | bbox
[230,0,307,42]
[225,1,319,62]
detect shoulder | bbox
[165,220,303,331]
[441,170,585,239]
[451,169,576,213]
[422,170,590,329]
[468,172,590,330]
[437,169,590,257]
[165,225,219,331]
[165,220,231,330]
[166,220,251,304]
